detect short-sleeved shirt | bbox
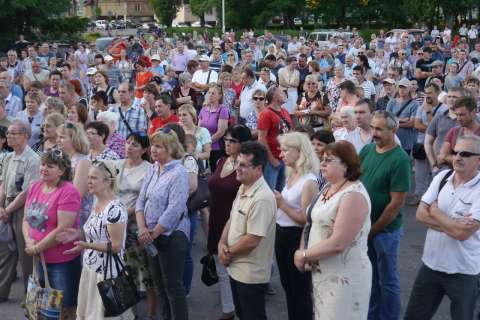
[26,181,81,263]
[257,107,293,159]
[198,105,229,151]
[1,146,40,200]
[135,71,153,98]
[17,110,44,147]
[227,177,277,284]
[445,126,480,150]
[426,110,458,154]
[193,126,212,156]
[416,58,434,90]
[421,170,480,275]
[108,104,148,139]
[415,103,447,143]
[83,199,128,277]
[360,143,411,231]
[386,99,419,151]
[148,114,179,136]
[192,69,219,91]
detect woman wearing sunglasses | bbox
[23,149,82,319]
[33,113,65,154]
[245,89,267,139]
[295,75,331,130]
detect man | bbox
[148,94,179,135]
[0,99,12,128]
[43,70,62,97]
[360,111,411,320]
[249,39,263,63]
[438,97,480,167]
[37,43,52,69]
[0,120,40,300]
[0,70,22,103]
[457,49,474,80]
[257,86,292,191]
[404,135,480,320]
[469,42,480,61]
[239,68,267,121]
[6,50,22,85]
[104,55,122,88]
[297,54,309,96]
[386,78,419,154]
[0,80,22,118]
[192,55,218,110]
[344,54,355,79]
[171,42,188,74]
[209,46,223,73]
[23,58,49,92]
[58,82,82,108]
[335,43,346,64]
[468,25,478,51]
[218,141,276,320]
[425,60,444,85]
[375,78,396,111]
[464,76,480,108]
[22,45,38,73]
[425,87,463,173]
[415,47,434,91]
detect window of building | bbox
[134,3,141,11]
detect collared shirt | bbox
[105,66,123,88]
[17,111,44,147]
[1,146,40,199]
[108,104,147,139]
[5,93,23,118]
[227,177,277,284]
[171,52,188,72]
[239,81,267,119]
[136,160,190,239]
[421,170,480,275]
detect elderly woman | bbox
[97,111,126,158]
[326,64,346,112]
[207,124,252,320]
[43,97,67,117]
[136,129,190,320]
[333,106,356,141]
[199,84,229,172]
[295,75,331,130]
[23,149,82,319]
[295,141,371,320]
[33,112,65,154]
[275,132,320,320]
[60,161,128,319]
[172,73,197,108]
[245,89,267,138]
[85,121,120,161]
[19,91,44,147]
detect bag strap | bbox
[104,241,112,281]
[39,253,51,288]
[432,103,442,117]
[303,185,327,249]
[395,99,413,118]
[438,169,454,194]
[118,107,134,135]
[206,70,212,85]
[268,107,291,130]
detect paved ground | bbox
[2,203,479,319]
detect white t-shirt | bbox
[343,127,402,154]
[192,69,218,87]
[277,173,318,227]
[421,170,480,275]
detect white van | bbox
[308,30,353,47]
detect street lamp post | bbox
[222,0,225,34]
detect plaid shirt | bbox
[108,104,147,139]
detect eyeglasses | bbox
[92,160,114,178]
[319,157,341,164]
[252,96,265,101]
[224,137,239,144]
[6,130,25,136]
[237,162,255,169]
[306,82,317,86]
[452,150,480,158]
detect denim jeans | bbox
[183,211,198,294]
[367,227,403,320]
[263,160,286,192]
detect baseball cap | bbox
[104,55,114,62]
[198,55,210,62]
[151,54,161,61]
[86,67,97,76]
[431,60,444,67]
[398,78,411,88]
[383,78,396,85]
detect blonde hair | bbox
[178,104,198,124]
[45,97,67,116]
[278,132,320,177]
[90,160,117,191]
[150,130,185,160]
[58,122,89,155]
[44,113,65,127]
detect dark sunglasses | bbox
[252,96,265,101]
[92,160,114,178]
[452,150,480,158]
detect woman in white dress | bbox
[294,140,372,320]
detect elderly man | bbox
[405,135,480,320]
[0,120,40,300]
[192,55,219,110]
[104,55,122,88]
[23,58,49,92]
[0,80,22,118]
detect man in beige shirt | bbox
[219,141,277,320]
[0,120,40,301]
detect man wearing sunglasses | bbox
[405,134,480,320]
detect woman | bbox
[219,72,237,124]
[294,141,371,320]
[85,121,120,161]
[279,56,300,115]
[48,57,58,73]
[108,132,156,319]
[136,129,190,320]
[61,161,128,320]
[207,124,252,320]
[23,149,82,319]
[172,73,197,109]
[225,51,237,67]
[92,71,117,106]
[56,122,92,226]
[333,106,356,141]
[116,49,132,82]
[33,113,65,154]
[140,84,160,121]
[310,129,335,190]
[275,132,320,320]
[178,104,212,163]
[245,89,267,138]
[44,97,67,117]
[134,60,153,107]
[19,92,44,147]
[67,102,89,127]
[198,84,229,172]
[326,64,346,112]
[356,54,373,81]
[231,66,243,100]
[308,61,323,83]
[296,75,331,130]
[97,111,126,159]
[88,91,109,121]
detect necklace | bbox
[321,179,348,204]
[224,157,238,171]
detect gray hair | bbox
[372,110,398,130]
[10,119,32,138]
[0,80,12,90]
[457,135,480,154]
[178,73,192,85]
[97,111,119,129]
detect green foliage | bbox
[190,0,220,26]
[149,0,181,27]
[39,17,89,42]
[84,32,103,43]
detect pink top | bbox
[26,181,81,263]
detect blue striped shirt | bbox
[108,104,147,139]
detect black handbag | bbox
[97,242,141,317]
[412,142,427,160]
[187,157,210,212]
[200,254,218,286]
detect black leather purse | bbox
[200,254,218,286]
[97,242,141,317]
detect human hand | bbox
[218,243,231,266]
[138,226,153,246]
[274,191,285,209]
[63,241,88,255]
[56,227,82,244]
[293,250,306,272]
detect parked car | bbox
[294,18,302,25]
[385,28,425,40]
[308,29,353,47]
[95,20,108,30]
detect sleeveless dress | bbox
[72,153,93,226]
[308,181,372,320]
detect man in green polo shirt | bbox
[359,110,411,320]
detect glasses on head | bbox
[452,150,480,158]
[65,121,76,130]
[158,127,173,135]
[252,96,265,101]
[224,137,239,144]
[92,160,114,178]
[261,67,271,72]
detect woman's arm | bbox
[275,180,318,225]
[211,119,228,143]
[198,143,212,161]
[73,159,90,197]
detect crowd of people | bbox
[0,23,479,320]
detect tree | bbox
[149,0,181,27]
[190,0,219,26]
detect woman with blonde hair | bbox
[43,96,67,117]
[295,75,331,130]
[178,104,212,163]
[274,131,320,320]
[33,112,65,153]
